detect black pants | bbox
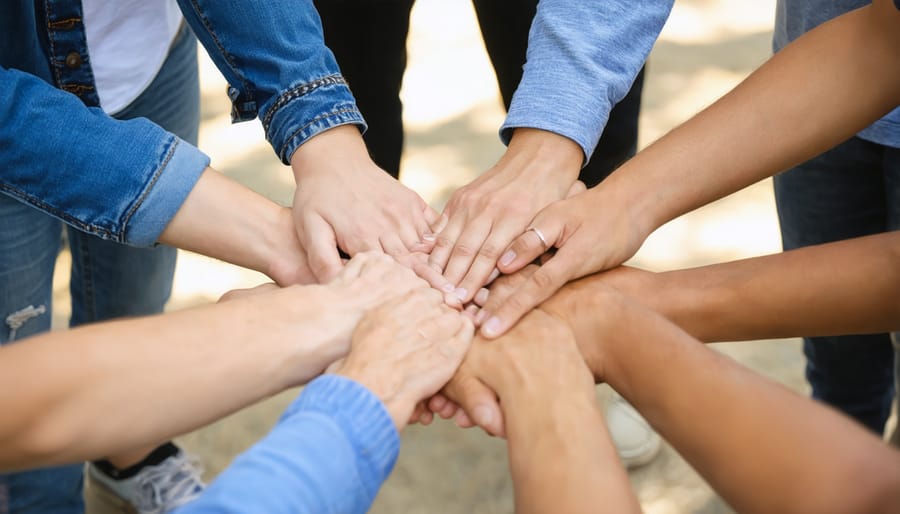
[315,0,645,187]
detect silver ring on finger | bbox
[527,226,549,249]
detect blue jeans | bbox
[774,136,898,434]
[0,23,199,514]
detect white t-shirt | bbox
[82,0,183,114]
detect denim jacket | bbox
[1,0,363,246]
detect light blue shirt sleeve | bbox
[501,0,674,163]
[175,375,400,514]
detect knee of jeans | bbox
[3,304,49,343]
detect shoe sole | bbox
[84,468,138,514]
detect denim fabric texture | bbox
[0,22,199,514]
[1,0,363,247]
[774,137,899,434]
[500,0,673,163]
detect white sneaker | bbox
[86,451,205,514]
[606,391,661,469]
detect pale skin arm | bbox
[461,310,638,514]
[0,252,429,470]
[289,125,445,284]
[159,166,315,285]
[479,0,900,338]
[546,287,900,514]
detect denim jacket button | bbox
[65,52,83,70]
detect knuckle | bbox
[453,243,476,258]
[434,235,454,250]
[530,269,557,291]
[477,241,501,259]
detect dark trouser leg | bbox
[315,0,414,178]
[471,0,644,188]
[774,136,896,434]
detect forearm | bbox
[177,376,398,514]
[159,168,312,285]
[574,292,900,514]
[502,0,672,160]
[602,1,900,238]
[0,286,339,470]
[603,232,900,342]
[504,392,637,514]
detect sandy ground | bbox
[50,1,827,512]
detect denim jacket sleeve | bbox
[174,375,400,514]
[175,0,366,164]
[500,0,674,163]
[0,65,210,247]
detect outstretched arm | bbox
[541,287,900,514]
[479,0,900,338]
[176,282,474,514]
[0,253,428,470]
[459,310,639,514]
[596,231,900,342]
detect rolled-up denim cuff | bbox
[262,75,367,164]
[124,137,210,246]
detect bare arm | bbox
[458,311,639,514]
[599,231,900,342]
[540,286,900,514]
[0,253,428,470]
[158,166,315,286]
[479,0,900,338]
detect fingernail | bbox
[499,251,516,267]
[474,405,494,427]
[423,232,436,242]
[441,283,455,293]
[474,309,489,325]
[483,316,501,337]
[487,268,501,283]
[475,288,489,304]
[454,287,467,301]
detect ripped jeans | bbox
[0,22,198,514]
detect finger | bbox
[418,309,464,342]
[379,233,409,260]
[454,409,474,428]
[480,257,572,339]
[428,394,448,413]
[496,223,558,275]
[429,211,449,235]
[410,259,457,297]
[419,410,434,426]
[455,229,517,304]
[443,374,503,436]
[427,214,464,275]
[333,250,375,284]
[438,401,458,420]
[473,288,490,307]
[217,282,279,303]
[301,215,344,282]
[442,221,492,297]
[416,203,443,242]
[486,267,501,285]
[463,303,479,322]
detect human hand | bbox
[290,125,442,282]
[333,288,474,430]
[476,181,650,338]
[159,168,317,286]
[440,308,595,437]
[427,129,584,302]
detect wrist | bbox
[263,207,311,286]
[502,128,583,182]
[289,124,370,180]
